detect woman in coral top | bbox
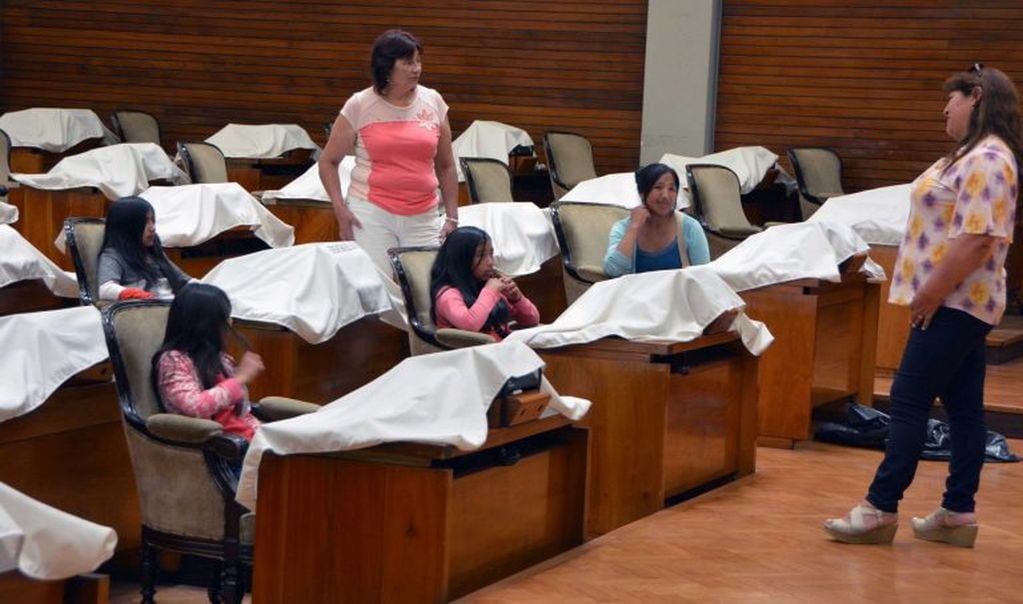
[826,65,1022,547]
[430,227,540,341]
[319,29,459,272]
[153,283,264,442]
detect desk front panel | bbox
[263,200,337,245]
[871,245,911,373]
[8,186,109,270]
[0,279,73,316]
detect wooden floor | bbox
[108,438,1023,603]
[462,440,1023,602]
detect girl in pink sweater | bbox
[430,227,540,341]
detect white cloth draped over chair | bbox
[660,146,796,201]
[11,143,188,199]
[260,156,355,203]
[201,242,393,344]
[205,123,320,159]
[0,225,79,297]
[457,202,559,276]
[0,202,17,225]
[559,172,663,209]
[807,183,912,246]
[235,341,591,510]
[141,183,295,249]
[452,120,534,181]
[0,482,116,580]
[0,108,118,152]
[0,306,108,424]
[707,221,886,292]
[504,267,774,355]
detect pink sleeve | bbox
[510,295,540,328]
[157,351,243,419]
[434,286,502,332]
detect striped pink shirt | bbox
[156,350,260,441]
[340,85,448,215]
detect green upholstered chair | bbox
[543,131,598,201]
[685,164,763,260]
[177,141,228,184]
[111,110,162,146]
[63,217,106,306]
[787,147,845,220]
[550,201,629,304]
[460,157,515,204]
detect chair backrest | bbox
[0,129,11,187]
[388,246,441,352]
[787,147,844,219]
[551,202,629,303]
[178,141,228,183]
[102,301,171,421]
[111,110,161,146]
[543,131,598,200]
[64,217,106,305]
[685,164,759,235]
[461,157,514,204]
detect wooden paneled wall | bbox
[0,1,646,174]
[717,1,1023,192]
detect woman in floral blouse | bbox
[826,65,1022,547]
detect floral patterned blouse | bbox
[889,135,1018,325]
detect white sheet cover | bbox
[0,202,17,225]
[0,482,116,580]
[201,242,393,344]
[0,225,79,297]
[205,123,320,159]
[235,341,591,510]
[11,143,188,200]
[141,183,294,249]
[0,108,117,153]
[808,183,912,246]
[707,221,885,292]
[0,306,108,424]
[457,203,559,276]
[452,120,534,181]
[260,156,355,203]
[504,267,773,355]
[660,146,784,196]
[559,172,659,209]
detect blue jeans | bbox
[866,307,993,513]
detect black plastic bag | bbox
[814,403,1019,463]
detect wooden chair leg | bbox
[141,543,159,604]
[207,560,223,603]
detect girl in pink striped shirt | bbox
[152,284,264,441]
[430,227,539,341]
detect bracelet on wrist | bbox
[444,217,459,224]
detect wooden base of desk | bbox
[8,186,109,270]
[263,199,338,245]
[164,229,270,278]
[537,334,758,536]
[235,316,409,404]
[0,279,74,316]
[0,571,109,604]
[253,417,587,602]
[515,256,568,324]
[0,366,140,553]
[741,275,879,446]
[871,245,911,373]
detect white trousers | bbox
[348,196,442,274]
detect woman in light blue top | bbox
[603,163,710,277]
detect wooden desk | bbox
[253,415,588,602]
[0,363,139,554]
[870,244,911,375]
[232,315,409,404]
[263,198,337,245]
[0,279,74,316]
[740,273,880,448]
[8,137,105,174]
[536,333,758,536]
[163,227,270,278]
[0,571,108,604]
[7,186,109,270]
[514,255,568,324]
[227,151,314,193]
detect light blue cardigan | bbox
[603,212,710,277]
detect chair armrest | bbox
[253,396,320,421]
[146,413,223,444]
[717,225,763,238]
[574,264,609,283]
[435,328,497,348]
[763,221,791,229]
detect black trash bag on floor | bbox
[814,403,1020,463]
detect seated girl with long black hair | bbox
[97,196,192,301]
[430,226,540,341]
[152,283,264,441]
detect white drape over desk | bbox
[141,183,295,249]
[0,202,17,225]
[808,183,912,246]
[11,143,187,199]
[260,156,355,203]
[452,120,534,181]
[0,482,116,580]
[0,225,78,297]
[505,267,774,355]
[205,124,320,159]
[236,341,591,510]
[0,108,117,152]
[0,306,108,424]
[457,202,559,276]
[201,242,393,344]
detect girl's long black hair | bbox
[100,197,189,293]
[152,283,233,392]
[429,226,510,335]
